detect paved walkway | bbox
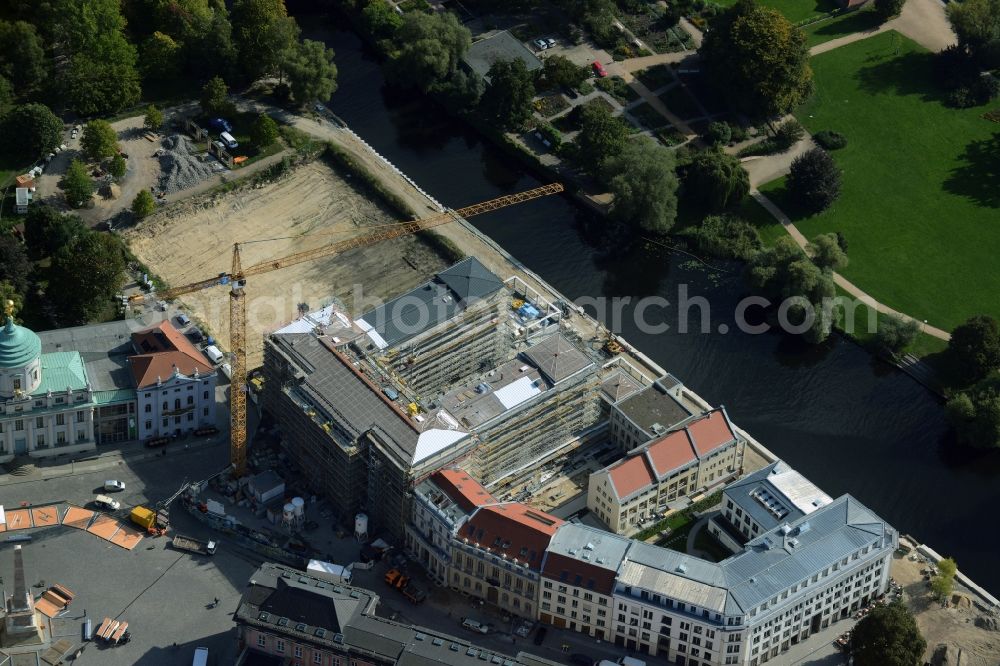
[750,190,952,341]
[810,0,956,56]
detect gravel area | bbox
[158,134,221,194]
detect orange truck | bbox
[384,568,409,589]
[129,506,169,535]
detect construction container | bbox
[129,506,155,529]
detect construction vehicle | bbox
[171,534,217,555]
[384,568,409,589]
[126,183,564,477]
[129,506,169,536]
[402,581,427,604]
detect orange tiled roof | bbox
[463,503,563,570]
[129,321,213,388]
[686,410,736,456]
[433,468,496,512]
[646,430,698,476]
[607,454,656,500]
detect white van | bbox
[204,345,224,364]
[219,131,238,149]
[618,658,646,666]
[94,494,120,511]
[461,618,489,634]
[192,647,209,666]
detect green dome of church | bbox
[0,316,42,369]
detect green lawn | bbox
[713,0,839,23]
[767,31,1000,331]
[802,7,882,47]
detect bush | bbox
[813,130,847,150]
[945,77,999,108]
[787,147,841,213]
[874,0,905,21]
[684,214,763,261]
[578,80,594,95]
[131,189,155,218]
[737,119,805,157]
[728,123,748,143]
[703,121,732,146]
[874,315,920,357]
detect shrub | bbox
[787,148,841,213]
[578,80,594,95]
[131,189,155,218]
[703,121,732,146]
[875,315,920,357]
[775,119,804,145]
[874,0,904,21]
[685,214,763,261]
[947,86,976,108]
[728,123,748,143]
[813,130,847,150]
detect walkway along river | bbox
[308,25,1000,594]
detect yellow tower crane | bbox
[129,183,564,476]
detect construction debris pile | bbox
[157,134,219,194]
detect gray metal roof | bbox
[359,257,503,349]
[545,523,632,573]
[615,381,691,434]
[463,30,543,81]
[724,460,832,534]
[521,334,594,384]
[38,319,138,392]
[276,333,418,458]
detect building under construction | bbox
[261,259,610,540]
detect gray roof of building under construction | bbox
[618,494,893,616]
[359,257,504,349]
[275,333,419,457]
[615,380,692,433]
[521,333,594,384]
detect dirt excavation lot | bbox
[125,160,447,368]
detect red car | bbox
[592,60,608,77]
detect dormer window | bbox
[13,377,20,390]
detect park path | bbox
[810,0,956,56]
[750,190,952,341]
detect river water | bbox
[312,26,1000,593]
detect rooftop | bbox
[542,523,633,595]
[433,469,496,513]
[462,503,563,571]
[463,30,543,81]
[34,352,88,395]
[358,257,504,350]
[130,320,214,388]
[724,460,833,532]
[273,303,365,344]
[38,319,139,393]
[0,316,41,369]
[437,357,549,430]
[520,333,594,384]
[615,378,692,435]
[600,369,643,403]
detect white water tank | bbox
[282,503,295,522]
[355,513,368,538]
[291,497,305,517]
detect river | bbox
[309,25,1000,594]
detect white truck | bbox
[171,535,217,556]
[307,559,352,585]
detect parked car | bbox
[592,60,608,78]
[533,38,548,51]
[533,626,547,645]
[176,313,191,327]
[104,480,126,492]
[545,37,556,49]
[93,494,121,511]
[461,618,489,634]
[209,117,232,133]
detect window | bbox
[13,377,21,390]
[162,418,168,427]
[15,420,23,431]
[203,407,209,416]
[276,639,285,653]
[57,432,66,444]
[36,434,44,446]
[314,654,323,664]
[295,646,303,658]
[174,399,181,410]
[76,411,85,423]
[145,420,152,430]
[35,416,44,428]
[187,395,194,406]
[56,414,65,426]
[204,390,209,400]
[162,402,168,411]
[257,634,266,647]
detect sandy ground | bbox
[34,116,162,225]
[124,160,448,368]
[890,547,1000,665]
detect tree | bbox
[201,76,230,116]
[947,372,1000,448]
[874,0,905,21]
[0,103,62,162]
[682,150,750,212]
[23,206,87,259]
[938,557,958,579]
[807,232,848,271]
[61,159,94,208]
[231,0,299,80]
[0,75,10,113]
[542,55,588,90]
[787,148,841,213]
[703,121,732,147]
[58,0,142,115]
[875,315,920,356]
[0,235,32,296]
[132,189,156,218]
[699,0,813,118]
[851,601,926,666]
[284,39,338,105]
[604,137,679,235]
[930,573,954,599]
[140,31,182,81]
[948,0,1000,69]
[47,230,126,325]
[480,59,536,130]
[361,0,403,39]
[250,113,279,148]
[686,214,763,261]
[948,315,1000,383]
[0,20,47,92]
[81,119,119,161]
[109,152,127,180]
[576,102,631,175]
[385,12,471,93]
[144,105,164,132]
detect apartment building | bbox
[610,495,896,665]
[407,468,497,585]
[358,257,510,396]
[709,460,833,550]
[234,562,539,666]
[450,502,561,618]
[538,523,632,639]
[607,375,694,451]
[588,409,745,535]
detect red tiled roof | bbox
[542,552,617,595]
[129,321,213,388]
[463,503,562,570]
[607,454,655,500]
[433,469,496,512]
[686,410,736,456]
[646,429,698,476]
